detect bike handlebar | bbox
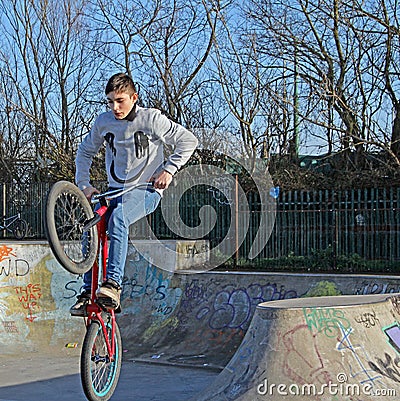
[91,182,154,204]
[83,183,154,231]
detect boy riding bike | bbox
[71,72,198,316]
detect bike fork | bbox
[86,308,117,361]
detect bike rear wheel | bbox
[44,180,98,274]
[13,218,28,239]
[81,319,122,401]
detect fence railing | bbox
[0,182,52,240]
[1,182,399,273]
[243,188,400,272]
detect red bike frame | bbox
[80,183,152,362]
[85,201,117,361]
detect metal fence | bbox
[243,188,400,272]
[0,182,52,240]
[1,182,399,273]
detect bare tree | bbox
[246,0,400,172]
[88,0,221,128]
[350,0,400,162]
[248,1,365,161]
[0,0,104,181]
[200,1,278,167]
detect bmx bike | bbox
[44,180,152,401]
[0,212,28,239]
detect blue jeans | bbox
[82,188,161,291]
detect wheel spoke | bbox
[45,181,98,275]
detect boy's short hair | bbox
[105,73,137,95]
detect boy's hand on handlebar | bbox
[150,170,173,190]
[82,186,100,201]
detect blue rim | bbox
[91,323,119,397]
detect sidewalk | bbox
[0,353,219,401]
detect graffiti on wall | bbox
[0,245,42,323]
[2,320,18,333]
[277,306,397,397]
[121,261,182,320]
[281,323,333,389]
[335,321,381,387]
[355,310,380,328]
[179,279,298,335]
[0,243,87,354]
[303,307,351,338]
[0,244,30,277]
[0,245,16,261]
[354,281,400,295]
[15,283,42,322]
[3,241,400,364]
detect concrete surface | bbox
[0,353,218,401]
[3,293,400,401]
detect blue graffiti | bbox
[189,282,297,330]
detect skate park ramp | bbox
[193,293,400,401]
[2,241,400,401]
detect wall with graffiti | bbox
[1,241,400,366]
[0,242,85,354]
[117,244,400,367]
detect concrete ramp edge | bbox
[193,294,400,401]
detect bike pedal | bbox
[96,297,120,312]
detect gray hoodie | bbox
[75,106,198,191]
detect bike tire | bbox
[44,180,98,274]
[81,319,122,401]
[13,218,28,239]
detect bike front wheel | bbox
[81,319,122,401]
[13,218,28,239]
[44,180,98,274]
